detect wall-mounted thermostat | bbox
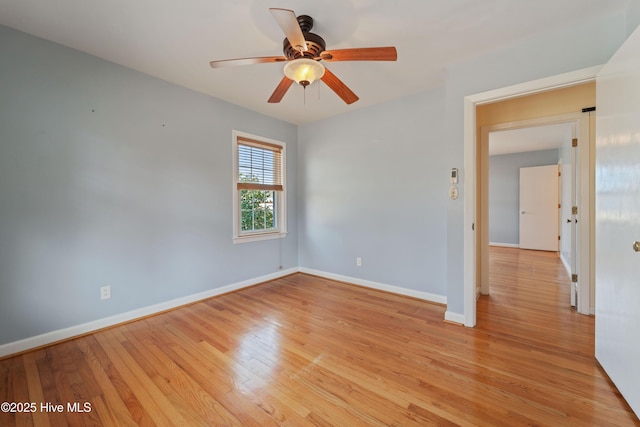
[450,168,459,184]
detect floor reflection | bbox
[233,320,281,394]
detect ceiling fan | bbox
[209,8,397,105]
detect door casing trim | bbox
[462,65,602,327]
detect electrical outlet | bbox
[100,285,111,300]
[356,257,362,267]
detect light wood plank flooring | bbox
[1,247,638,426]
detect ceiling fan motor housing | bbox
[283,15,326,59]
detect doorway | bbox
[486,124,569,253]
[479,115,582,299]
[462,67,600,327]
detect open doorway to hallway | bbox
[475,82,596,319]
[480,246,573,327]
[485,123,572,303]
[463,66,602,328]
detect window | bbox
[232,130,286,243]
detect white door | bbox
[595,25,640,417]
[519,165,559,251]
[564,146,578,307]
[560,114,590,312]
[569,137,579,307]
[574,111,595,315]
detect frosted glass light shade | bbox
[283,58,325,87]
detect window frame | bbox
[232,130,287,244]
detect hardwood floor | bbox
[1,247,638,426]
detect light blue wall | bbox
[297,89,448,296]
[0,25,298,345]
[489,150,559,245]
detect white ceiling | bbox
[0,0,630,125]
[489,123,574,156]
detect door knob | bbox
[633,241,640,252]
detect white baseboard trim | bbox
[0,268,298,358]
[560,253,572,277]
[489,242,520,248]
[298,267,447,305]
[444,311,466,325]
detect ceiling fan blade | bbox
[269,8,308,53]
[210,56,287,68]
[268,76,294,103]
[321,68,359,105]
[320,47,397,62]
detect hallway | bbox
[479,246,581,338]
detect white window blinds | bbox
[237,137,283,191]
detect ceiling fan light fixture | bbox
[284,58,325,87]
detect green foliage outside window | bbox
[240,174,276,232]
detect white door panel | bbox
[519,165,559,251]
[595,25,640,417]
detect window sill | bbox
[233,231,287,244]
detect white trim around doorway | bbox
[462,65,603,327]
